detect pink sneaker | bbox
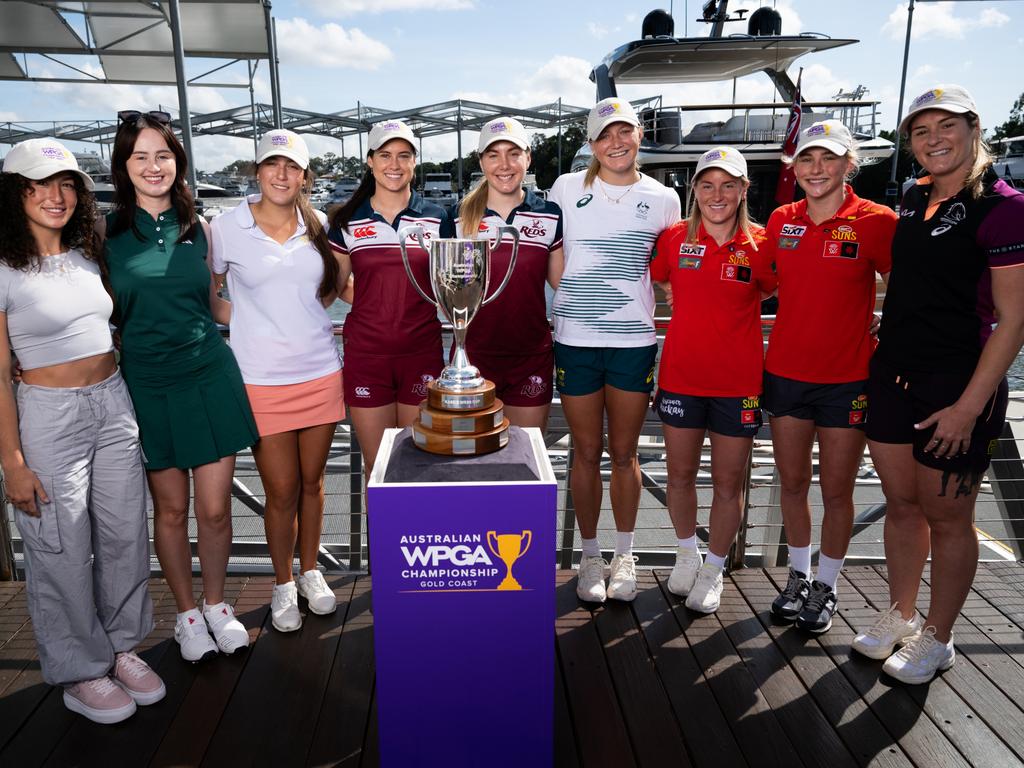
[113,651,166,705]
[63,676,136,724]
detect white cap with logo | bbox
[793,119,854,158]
[368,119,417,152]
[694,146,748,179]
[898,84,978,135]
[256,129,310,170]
[586,98,641,141]
[478,117,530,153]
[2,138,94,190]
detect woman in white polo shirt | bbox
[211,130,347,633]
[548,99,681,604]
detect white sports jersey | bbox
[548,171,680,347]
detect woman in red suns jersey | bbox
[453,117,564,431]
[761,120,897,634]
[854,85,1024,685]
[650,147,776,614]
[327,119,452,478]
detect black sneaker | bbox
[796,580,838,633]
[770,568,810,622]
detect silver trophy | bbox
[397,225,520,395]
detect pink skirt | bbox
[245,370,345,437]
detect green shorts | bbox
[553,342,658,396]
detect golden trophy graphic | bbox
[487,530,532,591]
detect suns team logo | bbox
[520,375,546,398]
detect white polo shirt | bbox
[548,171,680,348]
[211,195,341,385]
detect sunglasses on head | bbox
[117,110,172,125]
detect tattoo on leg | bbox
[939,469,983,498]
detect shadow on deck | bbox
[2,562,1024,767]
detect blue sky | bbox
[2,1,1022,171]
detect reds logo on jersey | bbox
[412,374,434,397]
[352,226,377,239]
[520,375,547,397]
[520,219,547,238]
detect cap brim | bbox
[588,117,641,142]
[796,138,850,157]
[257,149,309,170]
[695,160,745,179]
[370,136,416,153]
[478,135,530,153]
[14,162,95,191]
[898,103,972,135]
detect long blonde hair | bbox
[684,173,760,251]
[964,114,994,199]
[458,180,490,238]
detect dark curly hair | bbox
[0,171,101,272]
[108,114,197,243]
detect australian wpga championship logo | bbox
[399,530,533,592]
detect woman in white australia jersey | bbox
[548,98,681,604]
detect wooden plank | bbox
[630,570,746,768]
[651,571,801,768]
[306,575,375,768]
[591,590,692,767]
[148,577,272,767]
[553,643,581,768]
[966,563,1024,634]
[712,570,859,768]
[730,568,913,768]
[360,687,380,768]
[198,576,356,767]
[763,568,971,768]
[554,570,637,768]
[843,568,1023,767]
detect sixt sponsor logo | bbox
[780,224,807,238]
[679,243,706,257]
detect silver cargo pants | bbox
[14,370,153,686]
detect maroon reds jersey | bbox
[328,192,451,355]
[454,189,563,356]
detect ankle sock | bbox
[677,535,698,552]
[615,531,634,557]
[815,554,845,590]
[581,537,601,559]
[788,545,812,578]
[202,601,226,616]
[705,551,727,570]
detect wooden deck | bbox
[2,563,1024,767]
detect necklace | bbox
[597,176,636,204]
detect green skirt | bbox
[121,338,258,470]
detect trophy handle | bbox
[486,531,499,559]
[482,225,520,307]
[396,224,436,307]
[519,530,532,557]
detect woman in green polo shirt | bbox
[103,110,258,663]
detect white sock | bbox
[615,531,634,556]
[788,545,812,578]
[581,537,601,559]
[202,600,226,615]
[177,608,201,622]
[677,535,698,552]
[816,554,845,590]
[706,550,727,570]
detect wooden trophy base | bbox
[413,380,510,455]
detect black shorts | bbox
[762,371,869,429]
[653,389,762,437]
[865,355,1008,473]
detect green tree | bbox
[529,123,586,190]
[991,92,1024,142]
[219,158,255,177]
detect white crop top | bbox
[0,249,114,370]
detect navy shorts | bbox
[866,355,1008,474]
[553,342,657,396]
[763,371,869,429]
[653,388,762,437]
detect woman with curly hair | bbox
[0,138,163,723]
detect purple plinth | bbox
[367,428,556,768]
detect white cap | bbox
[898,84,978,135]
[694,146,747,180]
[793,119,854,158]
[586,98,641,141]
[256,129,309,169]
[478,117,530,153]
[368,119,416,152]
[2,138,94,190]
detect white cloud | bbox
[882,2,1010,41]
[305,0,472,17]
[275,18,392,70]
[587,22,609,40]
[770,1,803,35]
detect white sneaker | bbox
[271,581,302,632]
[203,601,250,654]
[606,554,638,602]
[297,569,337,615]
[667,548,703,596]
[852,603,924,660]
[174,608,218,663]
[883,626,955,684]
[576,556,608,603]
[685,563,724,614]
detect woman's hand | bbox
[915,401,978,458]
[4,463,48,517]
